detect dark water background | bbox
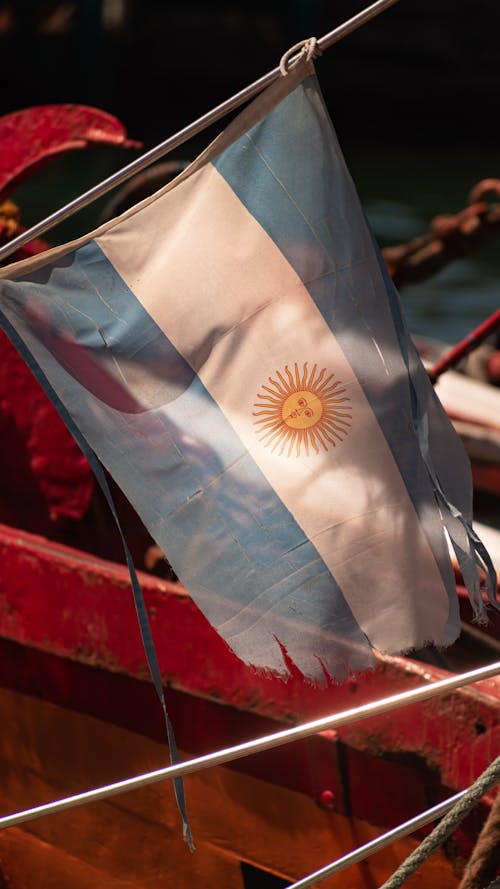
[347,143,500,345]
[4,0,500,346]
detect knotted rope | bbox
[279,37,322,76]
[379,755,500,889]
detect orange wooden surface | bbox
[0,686,463,889]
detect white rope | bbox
[0,0,401,264]
[279,37,323,76]
[0,660,498,830]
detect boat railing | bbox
[1,659,499,887]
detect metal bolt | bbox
[319,789,336,810]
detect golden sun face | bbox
[253,362,351,457]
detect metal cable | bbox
[0,660,498,830]
[0,0,400,264]
[379,755,500,889]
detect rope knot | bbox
[279,37,322,77]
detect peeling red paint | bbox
[0,522,498,788]
[0,104,141,201]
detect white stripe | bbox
[98,164,451,651]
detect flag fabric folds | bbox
[0,57,496,684]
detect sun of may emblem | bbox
[253,362,351,457]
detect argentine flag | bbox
[0,57,496,683]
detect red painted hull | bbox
[0,521,498,887]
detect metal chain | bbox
[383,179,500,287]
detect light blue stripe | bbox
[0,243,374,679]
[214,74,459,625]
[0,292,195,847]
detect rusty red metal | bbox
[0,329,93,532]
[0,521,498,792]
[382,183,500,292]
[0,519,498,884]
[0,103,144,522]
[428,309,500,383]
[0,104,141,201]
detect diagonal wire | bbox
[0,660,498,831]
[379,754,500,889]
[0,0,401,264]
[287,789,466,889]
[286,755,500,889]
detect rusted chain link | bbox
[0,199,50,264]
[382,179,500,288]
[0,201,22,247]
[5,179,500,286]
